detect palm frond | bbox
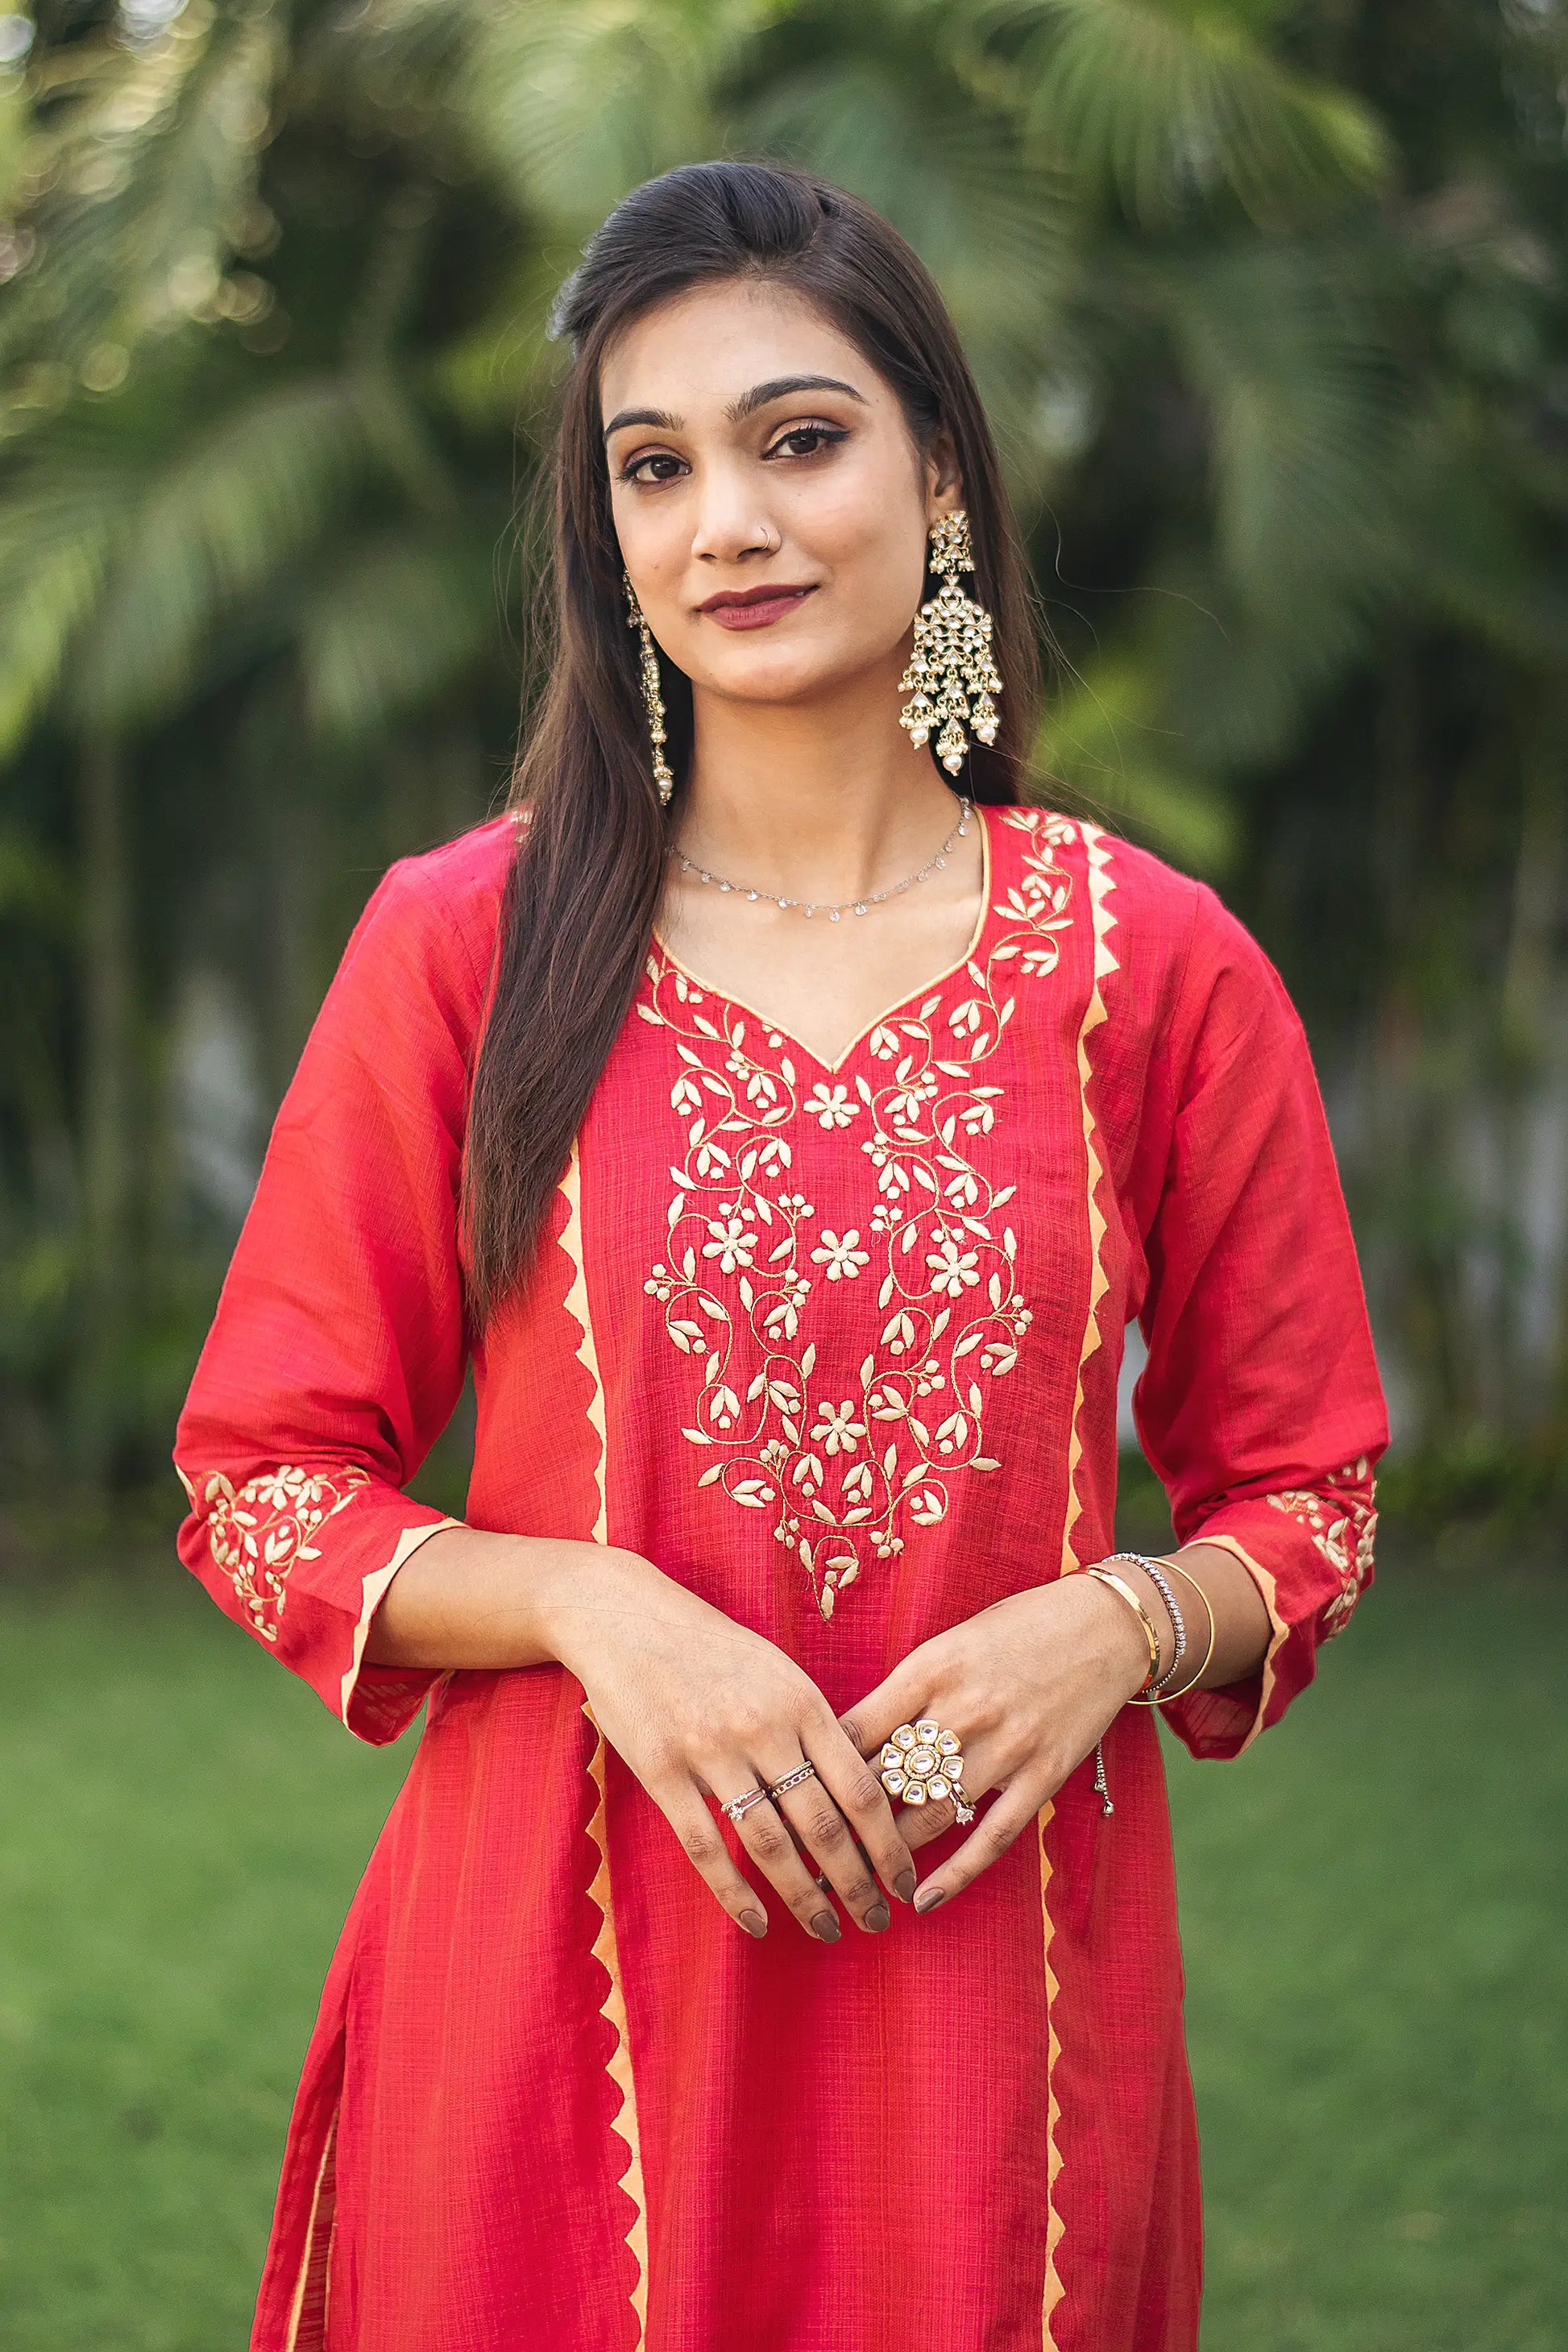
[1035,653,1238,872]
[2,4,283,382]
[297,522,498,744]
[70,374,394,733]
[459,0,761,224]
[0,425,128,755]
[993,0,1390,230]
[1160,239,1408,624]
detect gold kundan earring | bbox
[624,573,675,807]
[898,510,1002,775]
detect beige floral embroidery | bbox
[1265,1457,1377,1636]
[640,808,1079,1619]
[197,1463,371,1642]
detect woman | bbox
[176,161,1386,2352]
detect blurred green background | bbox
[0,1,1565,2344]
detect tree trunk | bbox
[77,732,133,1483]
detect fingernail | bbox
[739,1910,767,1939]
[811,1909,841,1943]
[914,1886,946,1915]
[894,1868,916,1904]
[865,1902,891,1933]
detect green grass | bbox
[0,1542,1562,2349]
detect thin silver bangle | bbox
[1106,1552,1186,1699]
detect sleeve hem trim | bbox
[340,1516,461,1726]
[1180,1530,1291,1755]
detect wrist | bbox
[1072,1569,1163,1701]
[1081,1557,1180,1697]
[533,1542,666,1673]
[1101,1555,1180,1684]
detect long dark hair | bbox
[463,160,1042,1324]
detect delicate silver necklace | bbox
[666,795,973,923]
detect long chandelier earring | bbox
[898,509,1003,776]
[624,573,675,807]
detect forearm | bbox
[361,1524,643,1672]
[1103,1541,1271,1691]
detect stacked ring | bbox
[720,1786,772,1824]
[767,1762,819,1800]
[877,1719,977,1825]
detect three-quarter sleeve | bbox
[174,847,494,1744]
[1131,883,1388,1761]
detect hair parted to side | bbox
[463,159,1042,1325]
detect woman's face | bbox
[600,278,956,710]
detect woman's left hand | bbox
[839,1574,1154,1914]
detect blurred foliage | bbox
[0,0,1566,1495]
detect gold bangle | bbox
[1147,1557,1217,1703]
[1082,1566,1162,1695]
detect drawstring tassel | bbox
[1093,1738,1114,1817]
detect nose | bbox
[689,458,781,565]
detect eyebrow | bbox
[602,373,869,442]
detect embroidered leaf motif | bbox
[643,819,1082,1620]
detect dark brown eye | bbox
[767,424,848,461]
[622,451,687,483]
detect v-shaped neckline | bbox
[648,803,996,1076]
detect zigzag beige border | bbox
[559,1142,649,2344]
[1041,819,1119,2350]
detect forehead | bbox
[597,279,889,423]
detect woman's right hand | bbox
[542,1545,916,1941]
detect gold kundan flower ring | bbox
[877,1719,976,1825]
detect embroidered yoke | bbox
[175,804,1387,2352]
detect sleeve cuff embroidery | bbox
[196,1463,372,1644]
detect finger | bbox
[837,1655,939,1762]
[895,1732,999,1851]
[911,1785,1043,1915]
[803,1713,919,1906]
[720,1768,845,1943]
[662,1786,774,1939]
[769,1752,894,1930]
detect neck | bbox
[678,667,964,899]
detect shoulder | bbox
[986,801,1205,971]
[987,802,1299,1041]
[336,815,516,1010]
[291,817,516,1114]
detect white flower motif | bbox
[810,1400,866,1457]
[702,1216,756,1273]
[805,1081,857,1129]
[810,1228,870,1282]
[645,818,1081,1621]
[926,1234,981,1297]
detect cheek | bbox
[611,489,687,589]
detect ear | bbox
[924,426,963,518]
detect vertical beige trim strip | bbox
[1041,821,1120,2350]
[559,1143,649,2344]
[1059,821,1120,1583]
[561,1143,609,1545]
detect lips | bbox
[698,583,816,632]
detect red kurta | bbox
[175,804,1386,2352]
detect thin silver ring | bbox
[720,1785,771,1824]
[766,1762,818,1800]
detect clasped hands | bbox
[558,1549,1175,1945]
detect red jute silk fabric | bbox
[175,805,1387,2352]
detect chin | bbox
[695,639,894,711]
